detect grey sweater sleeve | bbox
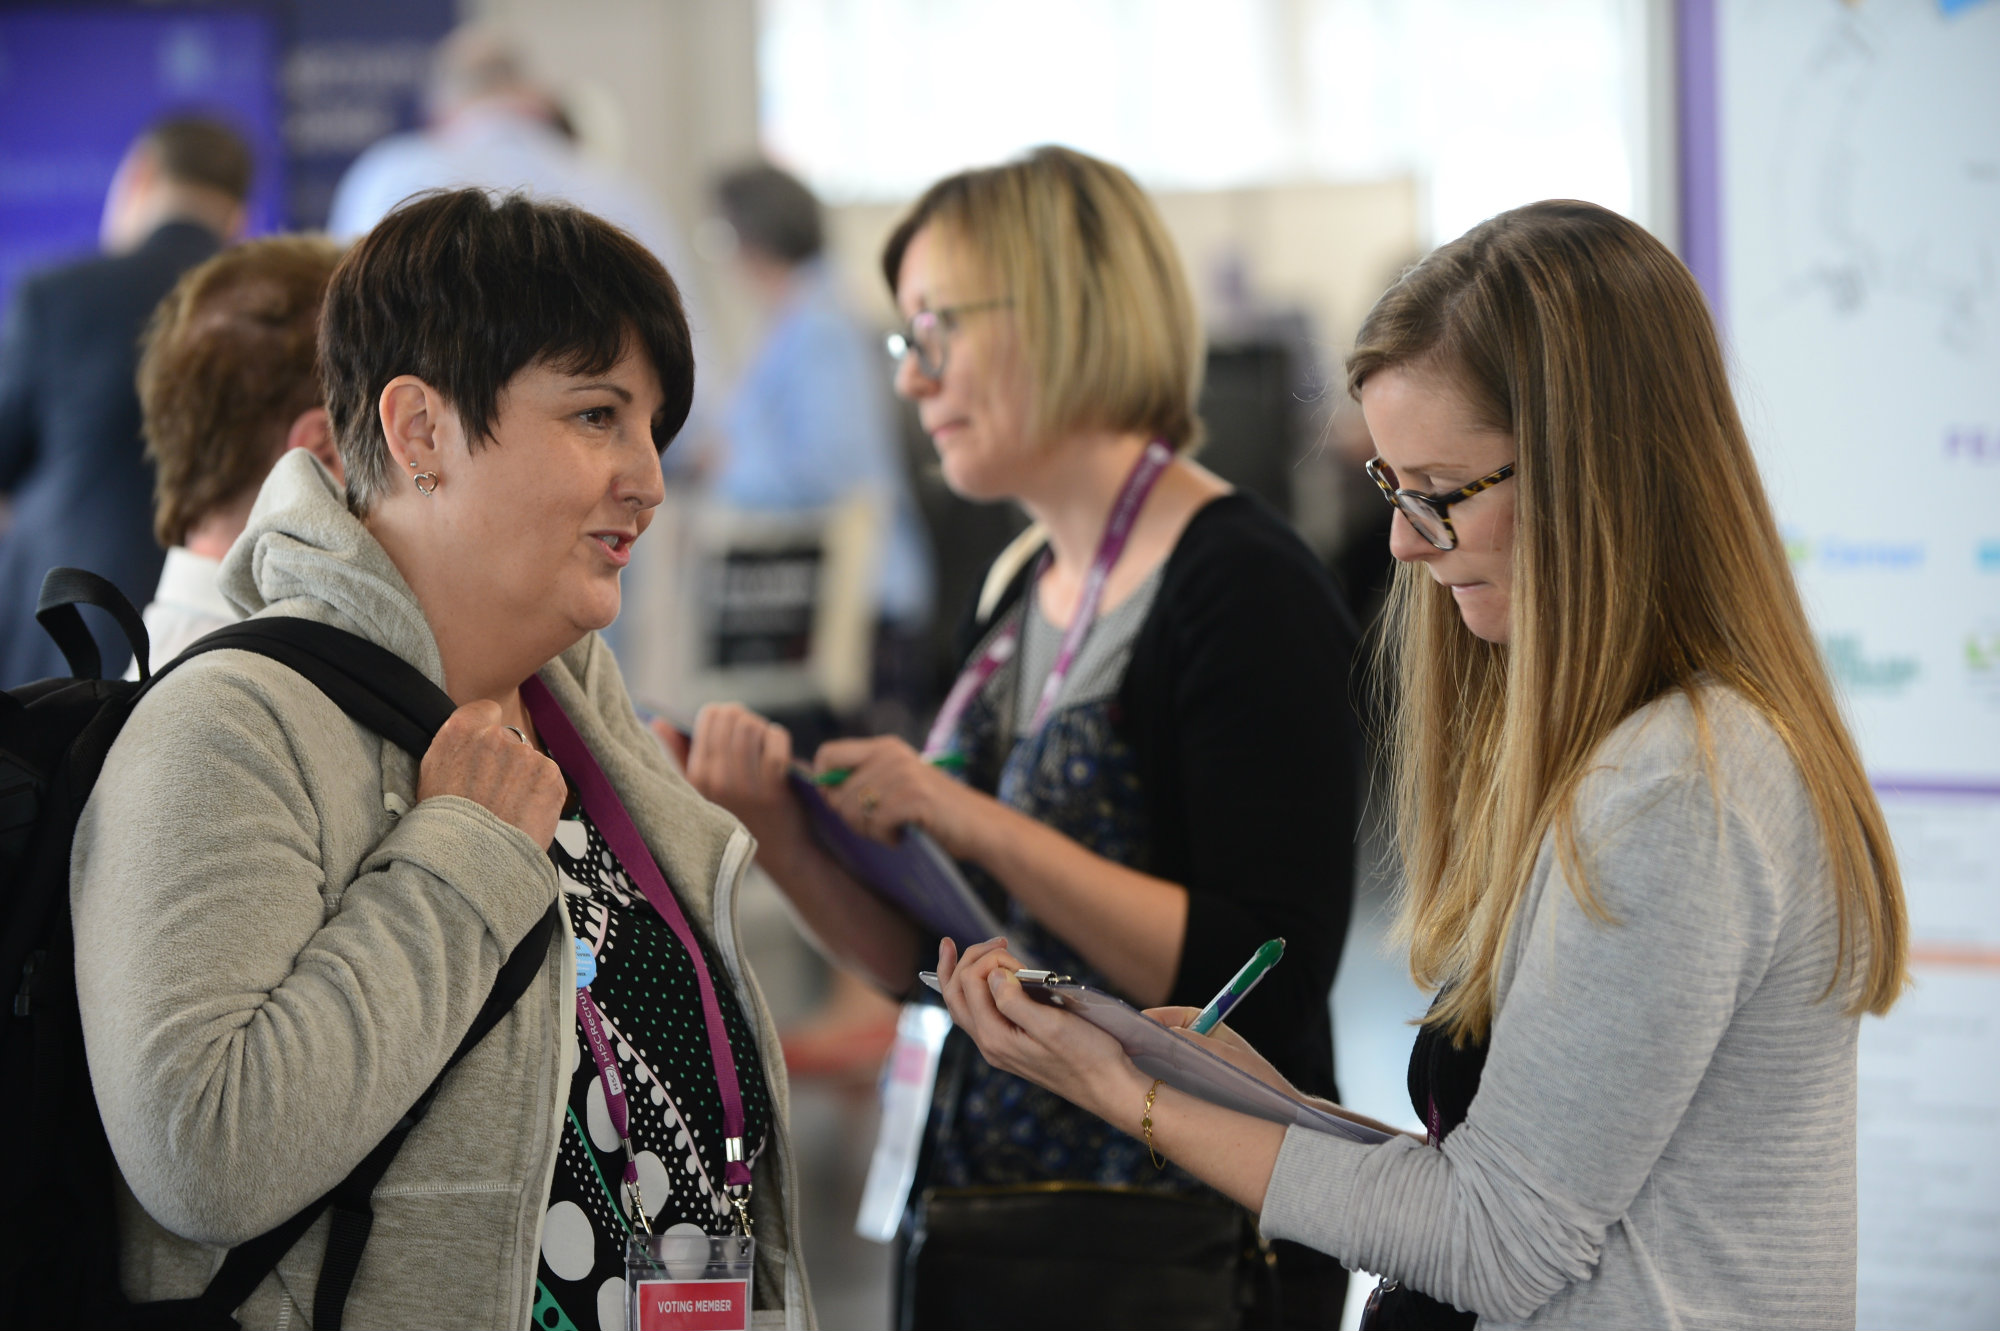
[1260,701,1822,1324]
[71,656,558,1245]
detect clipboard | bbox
[784,767,1015,953]
[1011,971,1390,1144]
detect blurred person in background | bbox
[128,235,346,671]
[707,161,940,1079]
[709,161,936,718]
[327,24,696,298]
[327,22,718,509]
[0,114,251,685]
[689,146,1361,1331]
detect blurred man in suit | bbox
[0,115,252,684]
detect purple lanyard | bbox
[922,439,1173,758]
[573,986,653,1224]
[522,677,757,1221]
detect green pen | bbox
[814,751,966,787]
[1186,937,1286,1034]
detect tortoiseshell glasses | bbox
[1365,456,1516,551]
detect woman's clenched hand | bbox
[1145,1005,1301,1097]
[686,703,814,867]
[418,700,568,848]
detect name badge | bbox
[627,1230,753,1331]
[633,1277,749,1331]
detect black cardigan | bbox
[960,492,1362,1097]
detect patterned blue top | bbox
[926,568,1205,1194]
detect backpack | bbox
[1,568,558,1330]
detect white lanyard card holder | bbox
[625,1230,755,1331]
[854,1001,954,1242]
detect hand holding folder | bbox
[785,766,1014,955]
[919,968,1389,1144]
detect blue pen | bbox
[1186,938,1285,1035]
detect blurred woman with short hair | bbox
[131,234,346,667]
[691,146,1361,1329]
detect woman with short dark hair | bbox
[73,189,815,1330]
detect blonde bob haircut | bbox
[881,145,1204,453]
[1350,200,1907,1045]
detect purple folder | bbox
[1025,981,1392,1144]
[785,769,1014,954]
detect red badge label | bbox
[635,1278,749,1331]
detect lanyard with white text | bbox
[922,439,1173,758]
[574,982,654,1226]
[524,676,756,1236]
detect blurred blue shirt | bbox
[716,263,934,629]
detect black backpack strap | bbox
[311,902,559,1329]
[155,902,561,1331]
[171,617,456,753]
[127,617,559,1330]
[35,567,153,682]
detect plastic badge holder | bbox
[626,1231,754,1331]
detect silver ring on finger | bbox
[503,725,528,744]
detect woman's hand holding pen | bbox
[936,937,1150,1126]
[691,705,926,989]
[816,735,989,858]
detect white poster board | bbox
[1694,1,2000,1325]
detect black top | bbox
[0,220,223,686]
[960,490,1362,1099]
[1363,998,1489,1330]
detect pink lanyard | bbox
[522,677,755,1232]
[922,439,1173,758]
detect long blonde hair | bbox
[1350,200,1907,1044]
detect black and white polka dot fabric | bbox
[532,809,773,1331]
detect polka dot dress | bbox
[533,809,772,1331]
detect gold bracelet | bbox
[1141,1077,1167,1170]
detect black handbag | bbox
[904,1183,1276,1331]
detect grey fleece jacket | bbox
[71,451,816,1330]
[1261,688,1861,1329]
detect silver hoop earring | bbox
[413,471,438,496]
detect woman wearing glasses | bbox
[689,146,1361,1329]
[936,200,1909,1329]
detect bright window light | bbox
[759,0,1647,244]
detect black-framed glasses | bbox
[1365,455,1515,551]
[884,299,1011,381]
